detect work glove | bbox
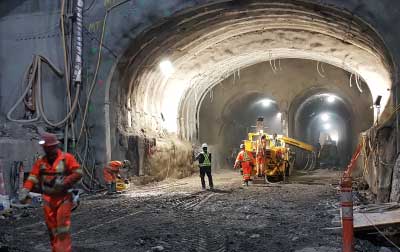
[18,188,30,204]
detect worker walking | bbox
[234,144,255,186]
[195,143,214,190]
[19,132,82,252]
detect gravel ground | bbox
[0,169,393,252]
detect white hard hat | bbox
[240,144,245,149]
[202,143,208,148]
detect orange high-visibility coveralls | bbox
[234,150,255,182]
[103,161,122,183]
[23,149,82,252]
[256,138,267,176]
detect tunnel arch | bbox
[106,0,394,154]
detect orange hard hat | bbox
[38,132,60,147]
[109,161,123,168]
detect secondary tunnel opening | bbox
[196,58,375,171]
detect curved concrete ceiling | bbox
[120,1,393,139]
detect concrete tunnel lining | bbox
[106,0,393,151]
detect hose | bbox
[6,55,80,127]
[7,57,40,123]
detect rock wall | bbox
[143,136,196,181]
[361,120,397,202]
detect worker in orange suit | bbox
[234,144,255,186]
[256,134,267,177]
[19,132,82,252]
[103,160,124,194]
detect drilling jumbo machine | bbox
[243,117,316,183]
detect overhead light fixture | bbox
[323,123,331,130]
[321,113,329,122]
[159,59,175,77]
[261,99,271,107]
[327,95,335,103]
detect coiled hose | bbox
[6,55,81,127]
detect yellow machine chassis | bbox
[244,132,314,180]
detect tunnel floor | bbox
[1,169,385,252]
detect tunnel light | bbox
[159,59,175,77]
[330,131,339,142]
[320,113,329,122]
[327,95,335,103]
[276,112,282,118]
[261,99,271,107]
[323,123,331,130]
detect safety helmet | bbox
[202,143,208,148]
[38,132,60,147]
[240,144,245,149]
[109,160,123,168]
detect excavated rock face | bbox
[145,137,196,181]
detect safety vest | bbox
[243,151,252,162]
[199,152,211,167]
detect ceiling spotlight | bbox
[276,112,282,118]
[159,59,175,77]
[321,113,329,122]
[261,99,271,107]
[323,123,331,130]
[327,95,335,103]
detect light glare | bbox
[327,95,335,103]
[321,113,329,122]
[323,123,331,130]
[159,60,175,77]
[261,99,271,107]
[276,112,282,118]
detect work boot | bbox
[106,184,113,195]
[202,187,207,191]
[111,182,117,193]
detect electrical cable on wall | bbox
[77,0,130,143]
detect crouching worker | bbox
[19,132,82,252]
[103,160,130,194]
[234,144,255,186]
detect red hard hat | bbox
[109,161,123,168]
[38,132,60,147]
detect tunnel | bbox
[104,1,392,173]
[2,1,400,251]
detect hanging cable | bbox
[355,74,363,93]
[317,61,325,78]
[77,0,130,142]
[349,73,353,87]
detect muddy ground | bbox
[0,169,394,252]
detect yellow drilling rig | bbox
[243,117,316,182]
